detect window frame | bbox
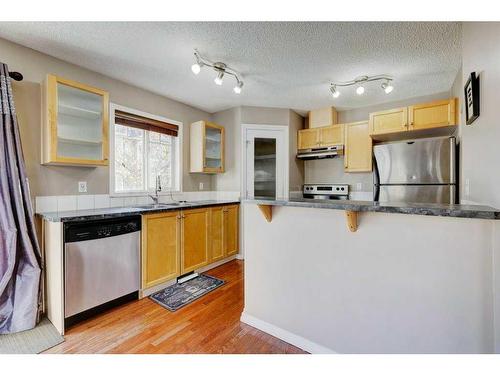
[109,103,183,196]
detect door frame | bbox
[240,124,290,200]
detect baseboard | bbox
[196,255,238,274]
[235,253,244,260]
[240,312,336,354]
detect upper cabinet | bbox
[298,124,344,150]
[369,107,408,136]
[344,121,372,173]
[190,121,225,173]
[308,106,338,128]
[408,99,457,131]
[42,74,109,166]
[369,98,458,140]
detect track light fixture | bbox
[191,49,244,94]
[330,75,394,98]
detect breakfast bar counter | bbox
[241,199,500,354]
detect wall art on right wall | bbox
[464,71,480,125]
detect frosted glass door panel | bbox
[254,138,276,198]
[56,83,103,160]
[205,126,222,169]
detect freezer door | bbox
[374,137,455,184]
[377,184,456,204]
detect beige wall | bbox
[1,37,213,197]
[305,91,457,192]
[212,105,304,194]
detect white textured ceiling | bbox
[0,22,461,114]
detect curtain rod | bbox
[8,71,23,81]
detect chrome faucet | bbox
[149,175,162,205]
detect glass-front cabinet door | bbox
[42,74,109,166]
[190,121,225,173]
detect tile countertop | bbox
[243,198,500,220]
[37,200,240,223]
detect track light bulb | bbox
[356,85,365,95]
[381,81,394,94]
[214,71,224,85]
[330,86,340,98]
[191,63,201,75]
[234,82,243,94]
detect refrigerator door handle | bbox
[373,154,380,201]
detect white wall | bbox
[460,23,500,208]
[242,204,495,353]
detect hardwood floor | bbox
[44,260,306,354]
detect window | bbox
[110,105,181,194]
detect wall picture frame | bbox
[464,72,480,125]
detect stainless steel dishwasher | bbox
[64,216,141,324]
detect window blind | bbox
[115,110,178,137]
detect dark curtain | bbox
[0,63,42,334]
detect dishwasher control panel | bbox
[65,216,141,243]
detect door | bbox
[224,205,239,257]
[298,128,319,149]
[369,107,408,135]
[209,206,225,263]
[408,99,457,130]
[377,185,456,204]
[244,127,288,199]
[319,124,343,146]
[142,211,180,289]
[344,121,372,172]
[373,137,455,184]
[181,208,209,274]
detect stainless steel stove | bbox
[303,184,349,200]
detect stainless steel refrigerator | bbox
[373,136,457,204]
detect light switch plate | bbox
[356,183,362,191]
[199,182,204,191]
[464,178,470,198]
[78,181,87,193]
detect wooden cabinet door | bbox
[369,107,408,135]
[224,205,239,257]
[308,106,338,128]
[408,98,457,130]
[209,206,225,263]
[319,124,344,146]
[344,121,372,172]
[298,128,320,150]
[142,211,180,289]
[181,208,209,274]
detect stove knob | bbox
[341,187,345,191]
[336,187,340,191]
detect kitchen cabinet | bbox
[42,74,109,166]
[181,207,210,274]
[344,121,372,172]
[298,124,344,150]
[209,206,225,263]
[298,128,320,149]
[209,204,239,261]
[369,107,408,136]
[142,211,180,289]
[369,98,458,139]
[224,205,239,257]
[190,121,225,173]
[308,106,338,128]
[408,98,457,130]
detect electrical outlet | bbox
[464,178,470,198]
[199,182,204,191]
[78,181,87,193]
[356,183,362,191]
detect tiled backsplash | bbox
[35,191,241,213]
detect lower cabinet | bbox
[142,204,239,290]
[141,211,181,289]
[181,208,210,274]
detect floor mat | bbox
[150,274,224,311]
[0,317,64,354]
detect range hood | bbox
[296,145,343,160]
